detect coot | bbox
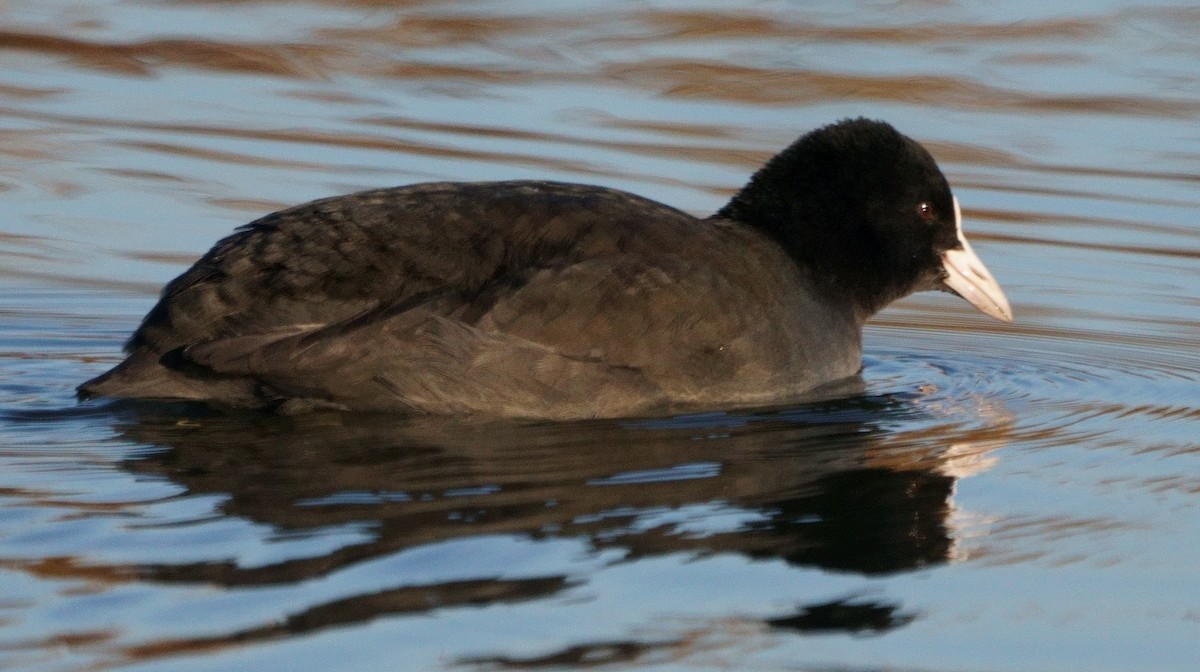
[79,118,1011,419]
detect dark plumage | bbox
[79,118,1011,419]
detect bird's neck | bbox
[710,204,903,324]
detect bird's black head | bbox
[717,118,1010,322]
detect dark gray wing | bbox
[177,233,853,417]
[126,181,700,356]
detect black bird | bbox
[79,118,1012,419]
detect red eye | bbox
[918,202,936,221]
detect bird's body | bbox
[79,119,1011,419]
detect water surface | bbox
[1,1,1198,670]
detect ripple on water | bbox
[1,1,1199,669]
[865,312,1200,460]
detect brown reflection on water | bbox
[315,13,549,51]
[930,141,1200,205]
[980,230,1200,262]
[967,514,1135,568]
[124,577,570,661]
[964,204,1200,255]
[112,139,331,172]
[927,140,1200,187]
[0,30,339,78]
[954,180,1198,211]
[0,127,67,164]
[1,105,626,182]
[361,113,768,173]
[604,60,1199,117]
[0,104,753,196]
[0,232,62,263]
[627,11,1102,44]
[0,555,138,586]
[6,8,1192,118]
[317,9,1104,50]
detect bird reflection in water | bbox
[110,391,1009,664]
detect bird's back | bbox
[127,180,701,355]
[80,180,860,416]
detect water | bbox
[1,1,1198,670]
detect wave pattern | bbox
[1,1,1199,671]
